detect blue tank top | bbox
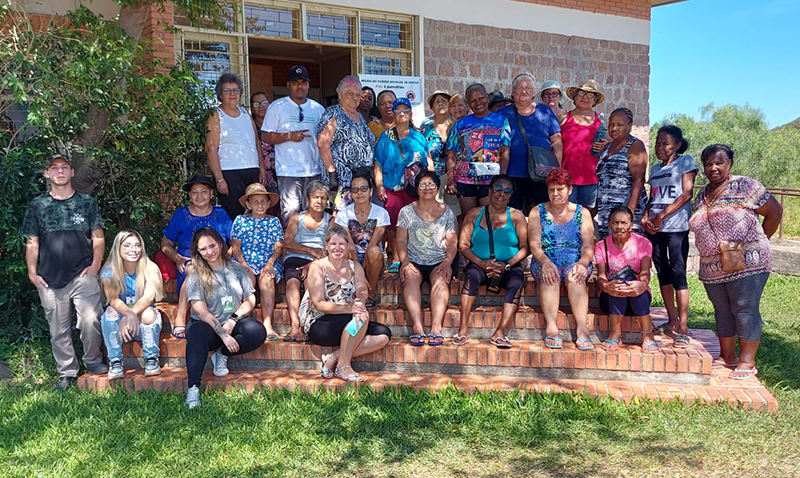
[285,211,330,261]
[470,207,519,262]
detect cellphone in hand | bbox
[345,316,364,336]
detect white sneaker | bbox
[185,385,201,409]
[108,360,124,380]
[211,349,229,377]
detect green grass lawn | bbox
[2,275,800,478]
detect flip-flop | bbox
[673,333,690,348]
[265,333,279,341]
[490,336,512,349]
[544,336,563,349]
[576,338,595,351]
[388,262,401,274]
[642,342,660,354]
[712,356,739,368]
[409,334,426,346]
[601,339,620,351]
[452,334,469,346]
[427,334,444,346]
[729,367,758,380]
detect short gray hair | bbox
[336,75,362,95]
[215,72,244,101]
[306,180,329,200]
[512,73,535,91]
[465,83,487,98]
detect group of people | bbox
[23,67,782,410]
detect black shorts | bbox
[411,260,458,284]
[456,183,490,199]
[283,256,312,283]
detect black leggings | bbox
[308,314,392,347]
[463,262,525,304]
[648,231,689,290]
[186,317,267,387]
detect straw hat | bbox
[239,183,279,209]
[566,79,605,105]
[426,90,452,109]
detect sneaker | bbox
[144,357,161,376]
[185,385,201,409]
[108,360,124,380]
[53,376,77,391]
[86,361,109,374]
[211,349,229,377]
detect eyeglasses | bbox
[394,109,412,116]
[418,182,438,190]
[252,100,269,107]
[298,105,305,122]
[575,90,596,99]
[492,184,513,195]
[541,91,561,98]
[223,88,241,95]
[515,86,534,93]
[121,243,143,251]
[351,185,371,193]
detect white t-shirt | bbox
[334,203,390,254]
[262,97,324,177]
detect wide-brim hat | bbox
[566,79,605,105]
[183,173,215,192]
[426,90,452,109]
[239,182,279,209]
[537,80,570,107]
[488,90,512,109]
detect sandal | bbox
[601,339,620,351]
[490,336,511,349]
[729,367,758,380]
[320,353,336,379]
[365,297,376,309]
[642,342,660,354]
[427,334,444,346]
[409,334,426,346]
[712,356,739,368]
[452,334,469,346]
[265,332,280,341]
[171,325,186,339]
[652,322,673,335]
[673,333,690,348]
[388,262,401,274]
[335,364,365,383]
[544,336,563,349]
[576,338,595,351]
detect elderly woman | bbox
[359,86,379,124]
[205,72,265,220]
[420,90,461,216]
[375,97,432,273]
[689,144,782,380]
[249,91,278,195]
[301,225,392,382]
[449,94,469,122]
[446,83,511,216]
[100,230,164,380]
[283,180,331,342]
[528,169,594,350]
[497,73,562,213]
[368,90,397,142]
[334,174,390,308]
[538,80,569,124]
[456,175,529,347]
[594,206,657,352]
[595,108,648,239]
[231,183,283,341]
[397,171,458,346]
[161,174,232,339]
[184,227,267,409]
[642,125,698,347]
[561,80,609,210]
[317,75,375,212]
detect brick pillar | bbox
[140,1,175,74]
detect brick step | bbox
[156,303,658,343]
[75,366,778,411]
[122,333,714,384]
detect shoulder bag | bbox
[393,128,423,197]
[703,186,747,272]
[515,107,560,183]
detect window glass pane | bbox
[184,41,232,88]
[175,5,235,32]
[360,20,401,48]
[244,6,297,38]
[306,13,354,44]
[363,55,408,76]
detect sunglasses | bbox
[492,184,513,195]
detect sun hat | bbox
[426,90,452,109]
[392,97,412,111]
[488,90,512,109]
[239,182,279,209]
[537,80,570,107]
[183,173,216,192]
[566,79,605,105]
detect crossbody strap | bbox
[392,128,408,165]
[514,107,532,150]
[484,206,495,261]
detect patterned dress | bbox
[419,116,452,174]
[595,137,648,239]
[259,139,278,192]
[530,203,592,283]
[231,214,284,282]
[316,104,374,188]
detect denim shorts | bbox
[568,184,597,209]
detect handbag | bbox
[515,107,560,182]
[604,238,639,282]
[703,185,747,273]
[393,128,423,197]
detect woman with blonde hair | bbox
[100,230,165,380]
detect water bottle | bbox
[591,113,607,157]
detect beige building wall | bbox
[13,0,120,19]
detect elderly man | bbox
[22,153,108,390]
[262,65,333,226]
[497,73,563,214]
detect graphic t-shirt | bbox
[445,113,511,185]
[334,203,391,254]
[21,192,104,289]
[396,204,457,265]
[262,96,324,177]
[496,104,561,178]
[185,262,254,324]
[647,155,698,232]
[374,129,429,191]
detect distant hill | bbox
[774,117,800,131]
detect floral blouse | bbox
[231,214,284,281]
[316,104,374,188]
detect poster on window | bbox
[359,74,425,128]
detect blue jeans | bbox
[568,184,597,209]
[703,272,768,341]
[101,306,162,361]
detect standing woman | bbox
[183,227,267,409]
[595,107,648,239]
[689,144,782,380]
[449,94,469,122]
[359,86,379,124]
[368,90,397,142]
[205,72,265,220]
[420,90,461,216]
[100,230,164,380]
[538,80,569,124]
[249,91,279,196]
[642,125,698,347]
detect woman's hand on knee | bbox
[542,260,560,285]
[569,263,589,285]
[400,262,416,282]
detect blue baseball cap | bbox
[392,97,412,111]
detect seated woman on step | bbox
[100,230,164,381]
[594,205,658,353]
[302,224,392,382]
[455,175,528,348]
[528,168,595,351]
[183,227,267,409]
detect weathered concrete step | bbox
[75,366,778,411]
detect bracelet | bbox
[217,178,225,183]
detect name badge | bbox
[125,296,136,307]
[221,296,235,314]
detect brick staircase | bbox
[78,275,778,410]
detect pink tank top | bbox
[561,112,601,185]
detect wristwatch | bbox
[505,263,512,271]
[230,313,239,322]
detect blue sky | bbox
[650,0,800,128]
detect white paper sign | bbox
[359,74,425,127]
